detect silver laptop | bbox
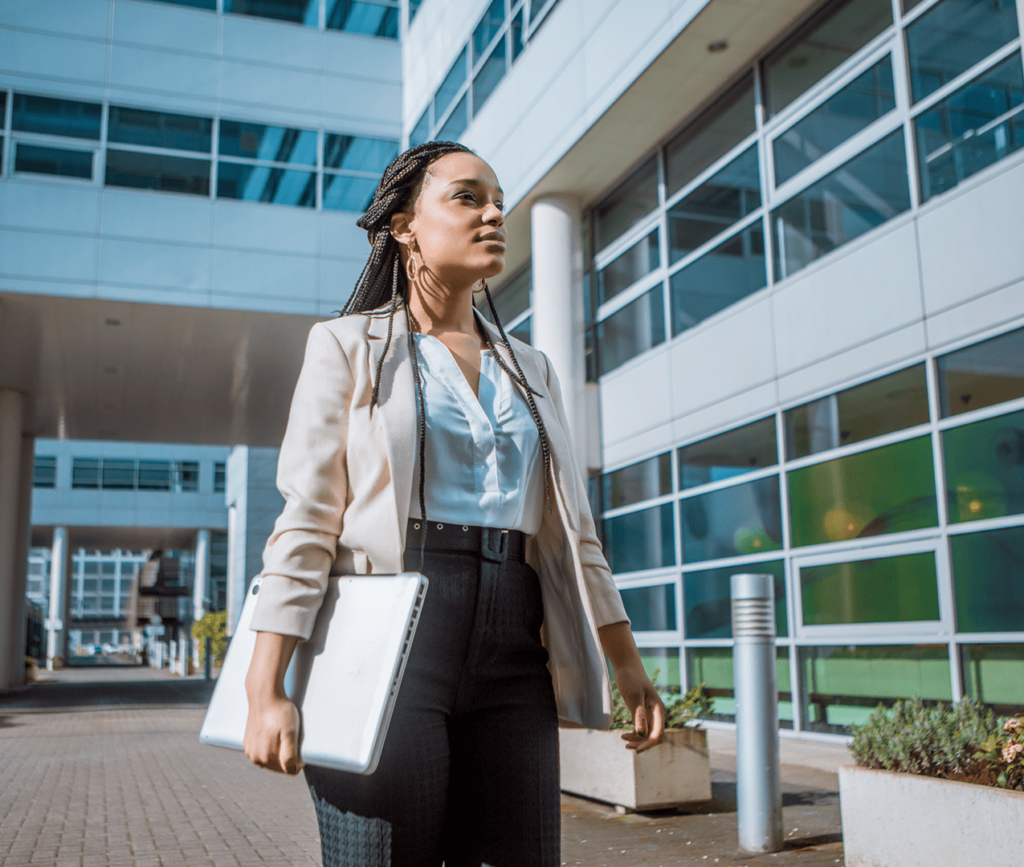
[200,572,428,775]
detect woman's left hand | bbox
[613,661,666,753]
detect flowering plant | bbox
[976,717,1024,791]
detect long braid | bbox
[407,318,428,570]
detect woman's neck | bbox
[405,272,479,338]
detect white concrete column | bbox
[46,527,68,669]
[530,196,587,456]
[0,390,25,690]
[226,503,241,636]
[192,529,210,624]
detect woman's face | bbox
[392,152,506,289]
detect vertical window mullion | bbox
[890,5,921,209]
[210,117,219,201]
[752,61,778,293]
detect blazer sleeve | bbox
[249,322,352,639]
[540,352,630,629]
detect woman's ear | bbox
[389,211,415,249]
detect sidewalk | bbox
[1,667,847,866]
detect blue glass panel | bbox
[511,10,524,60]
[12,93,101,140]
[473,0,505,62]
[594,157,659,252]
[603,453,672,510]
[15,144,93,179]
[678,417,777,490]
[105,150,210,196]
[224,0,319,25]
[603,503,675,574]
[438,94,468,142]
[324,134,397,172]
[217,162,315,206]
[684,560,787,638]
[435,48,468,121]
[323,173,379,211]
[142,0,216,8]
[596,285,665,376]
[473,39,507,112]
[410,107,431,147]
[680,475,783,563]
[109,106,212,153]
[326,0,399,38]
[598,229,659,306]
[409,0,422,21]
[509,316,531,345]
[620,584,677,632]
[219,120,317,165]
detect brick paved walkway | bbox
[0,667,845,867]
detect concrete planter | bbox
[840,765,1024,867]
[559,727,711,810]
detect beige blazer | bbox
[249,306,629,729]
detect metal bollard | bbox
[731,573,783,853]
[204,636,212,681]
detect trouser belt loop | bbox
[481,527,509,563]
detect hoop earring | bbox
[473,279,487,294]
[406,255,419,283]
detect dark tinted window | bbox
[224,0,319,24]
[323,135,397,172]
[109,106,212,153]
[217,163,316,207]
[594,157,659,251]
[602,453,672,510]
[105,150,210,196]
[219,120,316,164]
[435,49,468,120]
[326,0,399,38]
[72,458,100,489]
[598,230,659,306]
[322,174,378,211]
[680,475,783,562]
[138,460,171,491]
[472,0,505,61]
[620,584,677,631]
[33,456,57,489]
[15,144,93,179]
[438,95,468,141]
[937,326,1024,417]
[678,417,777,489]
[12,93,102,139]
[595,286,665,376]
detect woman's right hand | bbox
[243,631,304,775]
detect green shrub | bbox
[191,610,228,667]
[609,672,713,731]
[975,717,1024,791]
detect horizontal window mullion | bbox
[679,550,785,574]
[219,156,316,170]
[944,513,1024,537]
[10,131,101,149]
[677,466,780,500]
[954,632,1024,643]
[781,423,933,470]
[602,492,676,520]
[664,208,764,280]
[106,141,213,159]
[936,392,1024,430]
[592,211,664,269]
[612,571,681,590]
[907,38,1023,119]
[787,527,944,560]
[595,270,664,322]
[661,131,761,213]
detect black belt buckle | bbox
[481,527,509,563]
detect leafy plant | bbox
[975,716,1024,791]
[609,669,713,731]
[191,610,228,667]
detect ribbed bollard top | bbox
[730,573,775,639]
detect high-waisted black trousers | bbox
[304,521,561,867]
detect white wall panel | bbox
[111,0,218,55]
[581,0,666,106]
[0,229,97,281]
[212,291,318,315]
[214,202,320,257]
[325,34,401,82]
[323,76,402,126]
[599,347,673,447]
[96,283,208,306]
[320,211,369,258]
[670,381,777,448]
[601,418,675,472]
[0,29,109,84]
[2,0,110,41]
[318,256,364,307]
[926,278,1024,353]
[222,15,325,71]
[98,238,211,291]
[109,44,218,100]
[221,59,322,115]
[100,190,213,245]
[212,247,317,301]
[0,181,101,235]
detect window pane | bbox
[410,107,431,147]
[670,223,766,336]
[773,130,910,281]
[602,503,675,574]
[595,285,665,376]
[668,145,760,264]
[105,150,210,196]
[762,0,893,118]
[478,265,531,325]
[680,475,783,563]
[214,462,227,494]
[137,460,171,491]
[785,364,930,459]
[938,327,1024,417]
[102,459,136,490]
[218,162,316,207]
[511,10,524,60]
[597,229,659,306]
[326,0,399,37]
[438,95,468,141]
[639,647,682,695]
[473,41,507,112]
[801,551,939,625]
[12,93,101,140]
[915,54,1024,204]
[678,417,777,490]
[435,48,468,121]
[33,456,57,489]
[684,560,787,638]
[620,584,677,631]
[787,436,938,547]
[602,453,672,510]
[72,458,100,489]
[594,156,659,252]
[15,144,92,179]
[951,525,1024,633]
[224,0,319,25]
[219,120,316,165]
[688,647,793,725]
[773,56,896,185]
[944,408,1024,524]
[109,106,212,153]
[905,0,1019,104]
[145,0,217,8]
[800,644,951,733]
[472,0,505,62]
[666,75,756,198]
[324,134,397,172]
[509,316,531,345]
[960,644,1024,713]
[175,461,200,492]
[322,173,378,211]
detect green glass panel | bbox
[800,644,952,734]
[937,326,1024,417]
[943,409,1024,524]
[960,644,1024,713]
[687,647,793,726]
[951,525,1024,633]
[683,560,787,638]
[788,436,937,547]
[603,452,672,510]
[680,475,783,562]
[800,551,939,625]
[638,647,681,696]
[602,503,675,574]
[620,584,677,632]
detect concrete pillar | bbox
[192,529,210,624]
[46,527,68,669]
[0,390,25,689]
[530,196,587,457]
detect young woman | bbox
[242,141,665,867]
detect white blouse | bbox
[407,333,544,536]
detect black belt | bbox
[406,518,527,564]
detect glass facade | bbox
[70,457,202,492]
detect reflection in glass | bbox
[324,135,397,172]
[639,648,682,695]
[472,0,505,61]
[602,503,675,574]
[688,647,793,725]
[110,107,213,153]
[620,584,677,632]
[684,560,787,638]
[102,460,135,490]
[905,0,1019,104]
[138,461,172,491]
[943,409,1024,524]
[785,364,929,459]
[595,286,665,376]
[322,173,378,211]
[680,475,782,563]
[594,156,659,252]
[603,453,672,510]
[800,644,951,733]
[473,41,507,112]
[435,49,468,121]
[666,74,756,197]
[219,120,317,165]
[915,55,1024,203]
[773,56,896,185]
[679,417,777,490]
[12,93,102,140]
[105,150,210,196]
[14,144,93,179]
[773,131,910,281]
[218,162,316,207]
[148,0,216,7]
[937,326,1024,417]
[477,265,530,326]
[224,0,319,24]
[597,230,659,306]
[787,436,937,547]
[33,456,57,489]
[961,644,1024,713]
[509,316,531,345]
[670,224,766,336]
[801,551,939,625]
[410,107,430,147]
[72,459,100,489]
[951,526,1024,634]
[511,10,524,60]
[326,0,399,37]
[762,0,892,118]
[668,145,760,263]
[438,95,468,142]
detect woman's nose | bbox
[483,202,504,225]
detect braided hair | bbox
[341,141,554,551]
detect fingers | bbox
[622,687,666,753]
[633,701,649,738]
[278,731,305,776]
